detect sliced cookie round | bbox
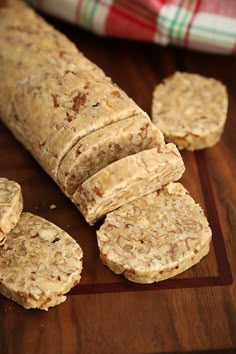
[73,144,185,225]
[0,177,23,246]
[0,212,83,310]
[97,183,212,283]
[152,72,228,150]
[57,114,164,196]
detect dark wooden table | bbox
[0,15,236,354]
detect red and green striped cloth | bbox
[29,0,236,54]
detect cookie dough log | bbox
[152,72,228,150]
[0,178,23,247]
[58,114,165,196]
[97,182,212,283]
[0,0,105,111]
[0,213,83,310]
[73,144,185,225]
[13,73,144,180]
[0,0,144,184]
[0,0,104,177]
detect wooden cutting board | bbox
[0,16,235,354]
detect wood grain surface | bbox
[0,14,236,354]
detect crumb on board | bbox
[50,204,57,209]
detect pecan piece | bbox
[72,93,87,113]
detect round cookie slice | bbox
[0,212,83,310]
[0,177,23,246]
[152,72,228,150]
[97,183,212,284]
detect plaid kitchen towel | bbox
[28,0,236,54]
